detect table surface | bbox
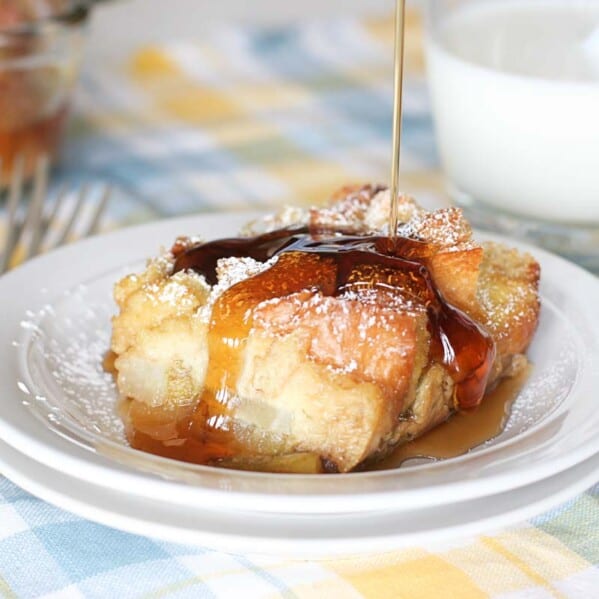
[1,1,598,598]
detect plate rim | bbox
[0,211,598,514]
[1,437,598,558]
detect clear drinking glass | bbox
[425,0,599,271]
[0,0,89,185]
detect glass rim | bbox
[0,0,90,38]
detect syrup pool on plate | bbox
[375,365,530,469]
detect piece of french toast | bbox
[110,185,540,472]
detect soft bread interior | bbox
[110,186,540,471]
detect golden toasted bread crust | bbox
[110,186,540,471]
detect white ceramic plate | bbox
[1,438,597,558]
[0,213,598,515]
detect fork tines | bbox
[0,155,111,274]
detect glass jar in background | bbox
[425,0,599,271]
[0,0,89,185]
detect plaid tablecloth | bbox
[1,11,598,599]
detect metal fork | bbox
[0,155,111,274]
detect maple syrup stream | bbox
[389,0,407,245]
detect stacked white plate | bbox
[1,213,598,558]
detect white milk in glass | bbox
[426,0,599,224]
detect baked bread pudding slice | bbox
[110,185,540,473]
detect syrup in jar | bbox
[0,1,86,184]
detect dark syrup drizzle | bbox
[173,226,495,412]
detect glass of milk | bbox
[425,0,599,270]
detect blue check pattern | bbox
[2,478,598,598]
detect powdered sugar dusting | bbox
[485,336,578,445]
[243,186,478,257]
[21,283,125,443]
[340,287,425,313]
[242,206,309,235]
[144,272,206,312]
[148,248,176,277]
[398,206,476,251]
[197,255,279,323]
[479,283,536,339]
[253,290,418,381]
[364,189,425,233]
